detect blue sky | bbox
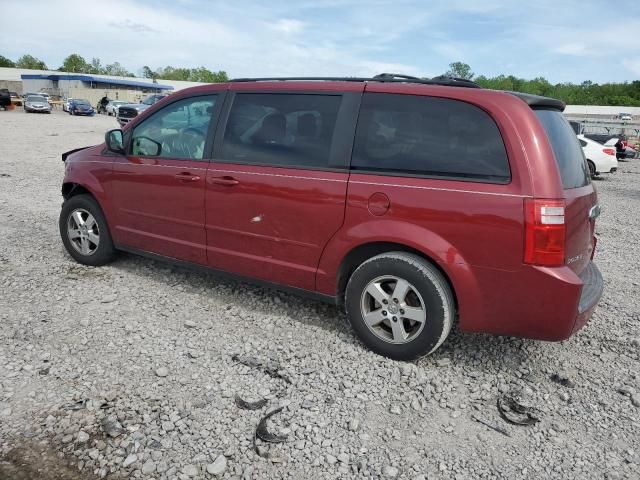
[3,0,639,83]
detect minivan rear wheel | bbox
[345,252,455,360]
[59,194,116,266]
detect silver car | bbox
[24,95,51,114]
[106,100,127,116]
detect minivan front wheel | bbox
[345,252,455,360]
[59,194,116,266]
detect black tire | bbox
[59,194,116,266]
[587,160,596,178]
[345,252,455,360]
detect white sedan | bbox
[578,134,618,178]
[106,100,127,116]
[63,98,76,112]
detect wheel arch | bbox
[335,241,459,313]
[62,182,94,201]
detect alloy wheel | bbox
[67,208,100,256]
[360,275,427,344]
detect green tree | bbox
[59,53,90,73]
[16,54,47,70]
[103,62,133,77]
[89,58,105,74]
[141,65,156,79]
[189,67,228,83]
[445,62,474,80]
[0,55,15,67]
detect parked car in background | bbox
[63,98,76,112]
[24,92,50,103]
[24,95,52,113]
[584,134,637,160]
[106,100,127,116]
[59,75,604,360]
[603,138,637,160]
[116,94,170,126]
[0,89,10,110]
[9,92,22,106]
[618,113,633,121]
[68,99,95,116]
[577,135,618,177]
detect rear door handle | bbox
[174,172,201,182]
[209,176,239,186]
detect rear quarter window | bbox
[351,93,511,183]
[535,109,590,189]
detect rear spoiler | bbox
[62,146,90,162]
[508,92,565,111]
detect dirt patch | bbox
[0,442,100,480]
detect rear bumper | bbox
[573,262,603,334]
[458,261,603,341]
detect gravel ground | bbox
[0,109,639,480]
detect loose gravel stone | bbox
[207,455,227,475]
[382,465,399,478]
[155,366,169,377]
[182,464,198,477]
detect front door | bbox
[205,90,360,290]
[110,94,221,264]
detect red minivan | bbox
[59,74,603,360]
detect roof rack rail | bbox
[228,74,482,89]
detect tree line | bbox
[0,53,228,84]
[445,62,640,106]
[1,54,638,105]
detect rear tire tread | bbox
[345,252,455,360]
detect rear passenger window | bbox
[352,93,511,182]
[221,94,341,168]
[535,109,590,189]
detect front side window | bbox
[131,95,217,160]
[220,93,341,168]
[352,93,511,182]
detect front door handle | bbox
[175,172,201,182]
[209,176,239,186]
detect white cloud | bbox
[271,19,306,35]
[553,43,593,57]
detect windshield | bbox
[535,109,590,189]
[75,100,90,105]
[27,96,46,102]
[141,96,156,105]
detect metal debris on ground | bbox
[550,373,575,388]
[497,394,541,426]
[231,354,292,384]
[235,394,268,411]
[471,414,511,437]
[253,407,288,459]
[63,399,88,411]
[100,416,124,438]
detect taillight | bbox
[602,148,615,156]
[524,199,566,266]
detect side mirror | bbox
[105,129,124,154]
